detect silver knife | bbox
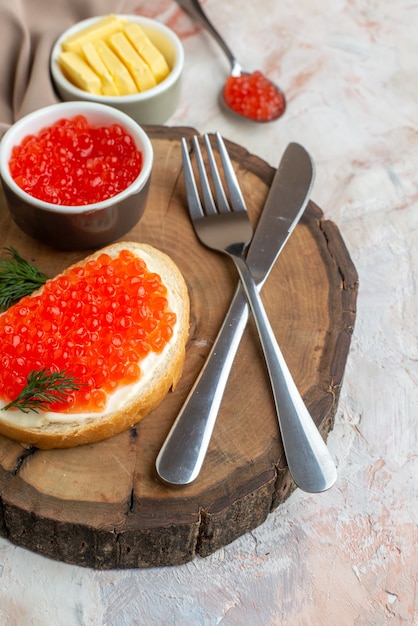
[156,143,333,488]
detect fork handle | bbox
[231,255,337,493]
[156,284,249,485]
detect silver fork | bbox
[177,133,336,491]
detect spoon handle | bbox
[175,0,239,72]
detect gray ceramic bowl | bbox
[0,101,153,250]
[50,15,184,125]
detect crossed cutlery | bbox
[156,134,337,493]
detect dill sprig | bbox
[0,247,48,310]
[1,368,84,414]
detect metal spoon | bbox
[176,0,286,122]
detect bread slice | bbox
[0,242,189,449]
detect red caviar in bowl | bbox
[8,115,143,205]
[223,71,285,122]
[0,250,176,413]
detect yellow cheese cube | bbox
[58,51,102,94]
[108,33,157,92]
[124,22,170,83]
[82,42,120,96]
[62,14,124,53]
[93,40,138,95]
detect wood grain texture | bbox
[0,126,358,568]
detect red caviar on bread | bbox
[0,242,189,449]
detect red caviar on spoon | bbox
[223,70,286,123]
[177,0,286,122]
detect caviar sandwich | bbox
[0,242,189,448]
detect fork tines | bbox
[181,133,247,218]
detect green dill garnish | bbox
[0,247,48,310]
[1,368,84,414]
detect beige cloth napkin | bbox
[0,0,144,137]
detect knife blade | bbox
[156,143,315,485]
[248,143,315,283]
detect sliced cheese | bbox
[62,14,124,53]
[82,42,120,95]
[58,51,102,94]
[124,22,170,83]
[93,40,138,95]
[108,32,157,92]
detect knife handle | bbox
[156,283,248,485]
[231,256,337,493]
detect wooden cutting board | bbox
[0,126,358,569]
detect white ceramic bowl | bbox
[50,15,184,125]
[0,101,153,250]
